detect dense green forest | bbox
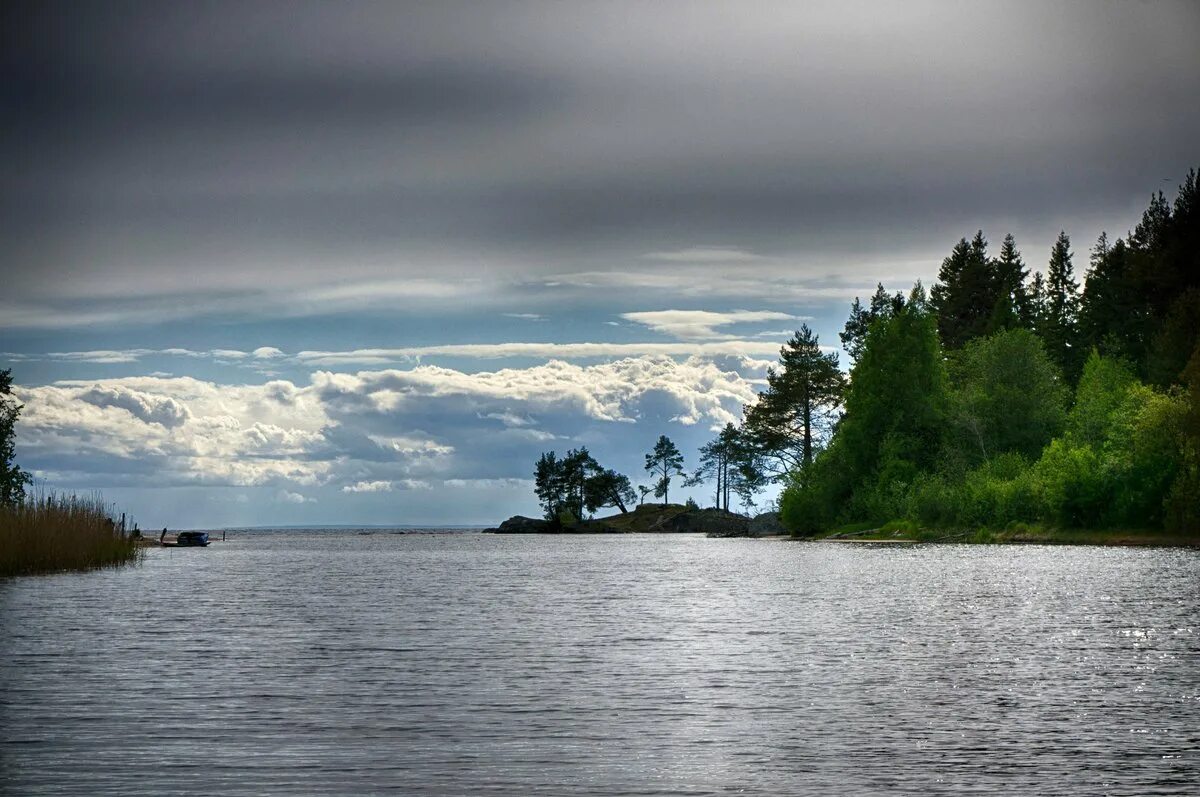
[529,171,1198,537]
[776,170,1200,536]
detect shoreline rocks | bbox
[484,505,781,537]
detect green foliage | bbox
[993,233,1031,330]
[1,369,32,508]
[1167,344,1200,532]
[685,422,764,511]
[1067,351,1137,447]
[839,283,906,363]
[1101,384,1188,527]
[948,329,1067,464]
[535,448,635,520]
[778,470,833,537]
[776,169,1200,538]
[930,231,1000,349]
[779,299,948,534]
[1147,288,1200,387]
[743,323,844,476]
[1041,231,1082,378]
[1031,438,1108,526]
[584,468,637,515]
[836,299,948,488]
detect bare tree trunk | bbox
[802,391,813,467]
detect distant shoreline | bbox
[810,524,1199,548]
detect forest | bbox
[532,169,1199,537]
[776,169,1199,536]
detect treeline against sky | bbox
[777,169,1200,534]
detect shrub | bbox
[1032,439,1108,527]
[779,479,831,537]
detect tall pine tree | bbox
[744,324,845,478]
[1041,231,1082,379]
[991,233,1030,331]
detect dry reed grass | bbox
[0,490,140,577]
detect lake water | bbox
[2,532,1198,795]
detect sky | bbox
[2,1,1198,528]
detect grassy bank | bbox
[812,520,1200,547]
[0,492,141,577]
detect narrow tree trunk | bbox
[802,391,813,467]
[715,452,722,508]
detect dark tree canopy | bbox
[1041,231,1082,378]
[781,168,1200,538]
[534,448,635,521]
[948,328,1067,465]
[644,435,685,505]
[991,233,1030,331]
[930,231,1002,349]
[744,324,845,478]
[840,283,906,363]
[1,369,31,508]
[585,468,636,515]
[685,422,764,511]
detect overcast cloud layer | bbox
[2,1,1198,526]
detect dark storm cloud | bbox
[3,0,1199,312]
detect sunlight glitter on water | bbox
[2,533,1198,795]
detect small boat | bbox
[170,531,210,547]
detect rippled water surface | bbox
[2,532,1199,795]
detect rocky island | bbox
[485,503,784,537]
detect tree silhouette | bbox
[1,369,31,508]
[744,324,844,478]
[644,435,685,505]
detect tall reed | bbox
[0,490,141,577]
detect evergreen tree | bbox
[685,423,763,510]
[840,297,870,364]
[559,448,597,521]
[744,324,845,479]
[1,369,31,508]
[840,284,906,363]
[534,451,566,520]
[930,231,1001,349]
[584,468,636,515]
[644,435,685,505]
[834,296,949,489]
[1079,233,1149,364]
[991,233,1030,330]
[1042,231,1082,378]
[537,449,635,519]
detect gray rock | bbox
[652,508,749,536]
[490,515,555,534]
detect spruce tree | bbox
[840,284,906,363]
[930,231,1002,349]
[1042,231,1082,379]
[991,233,1030,330]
